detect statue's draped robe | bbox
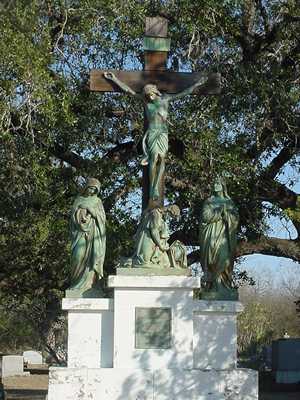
[133,208,170,268]
[142,99,169,199]
[142,99,169,161]
[69,194,106,290]
[199,196,238,289]
[142,127,168,163]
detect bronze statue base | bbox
[117,267,190,276]
[200,287,239,301]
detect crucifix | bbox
[90,17,221,210]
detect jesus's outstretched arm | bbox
[167,73,221,101]
[104,72,139,97]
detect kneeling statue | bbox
[122,205,187,270]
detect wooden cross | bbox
[90,17,221,210]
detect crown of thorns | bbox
[143,84,161,96]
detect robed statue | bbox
[121,205,187,270]
[199,177,239,299]
[68,178,106,295]
[104,72,204,202]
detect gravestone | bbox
[1,356,26,378]
[272,338,300,383]
[23,350,43,365]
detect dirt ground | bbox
[3,374,48,400]
[3,375,48,391]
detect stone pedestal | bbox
[48,276,258,400]
[62,298,114,368]
[48,367,258,400]
[110,275,198,370]
[193,300,243,370]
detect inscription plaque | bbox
[135,307,172,349]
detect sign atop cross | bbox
[90,16,221,210]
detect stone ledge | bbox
[62,298,114,311]
[108,275,200,289]
[117,267,190,276]
[193,300,244,313]
[48,367,258,400]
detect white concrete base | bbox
[108,276,200,370]
[48,367,258,400]
[193,301,244,370]
[52,280,258,399]
[62,298,114,368]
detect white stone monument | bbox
[1,355,27,378]
[23,350,43,365]
[48,275,258,399]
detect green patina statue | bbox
[199,177,239,300]
[104,72,204,202]
[119,205,187,274]
[67,178,106,297]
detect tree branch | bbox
[51,142,93,169]
[187,249,200,266]
[170,229,198,246]
[186,236,300,267]
[261,141,300,181]
[257,179,300,236]
[255,0,271,33]
[281,39,300,68]
[257,179,298,209]
[236,236,300,263]
[235,11,300,62]
[103,141,136,163]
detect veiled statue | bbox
[199,177,239,299]
[104,72,204,202]
[121,205,187,271]
[68,178,106,295]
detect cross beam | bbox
[90,70,221,95]
[90,17,221,210]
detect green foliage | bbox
[285,196,300,222]
[238,301,273,356]
[238,279,300,369]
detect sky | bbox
[241,165,300,287]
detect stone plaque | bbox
[135,307,172,349]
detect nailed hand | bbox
[104,71,115,80]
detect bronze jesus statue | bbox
[104,72,205,202]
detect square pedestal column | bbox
[193,300,244,370]
[62,298,114,368]
[108,275,201,370]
